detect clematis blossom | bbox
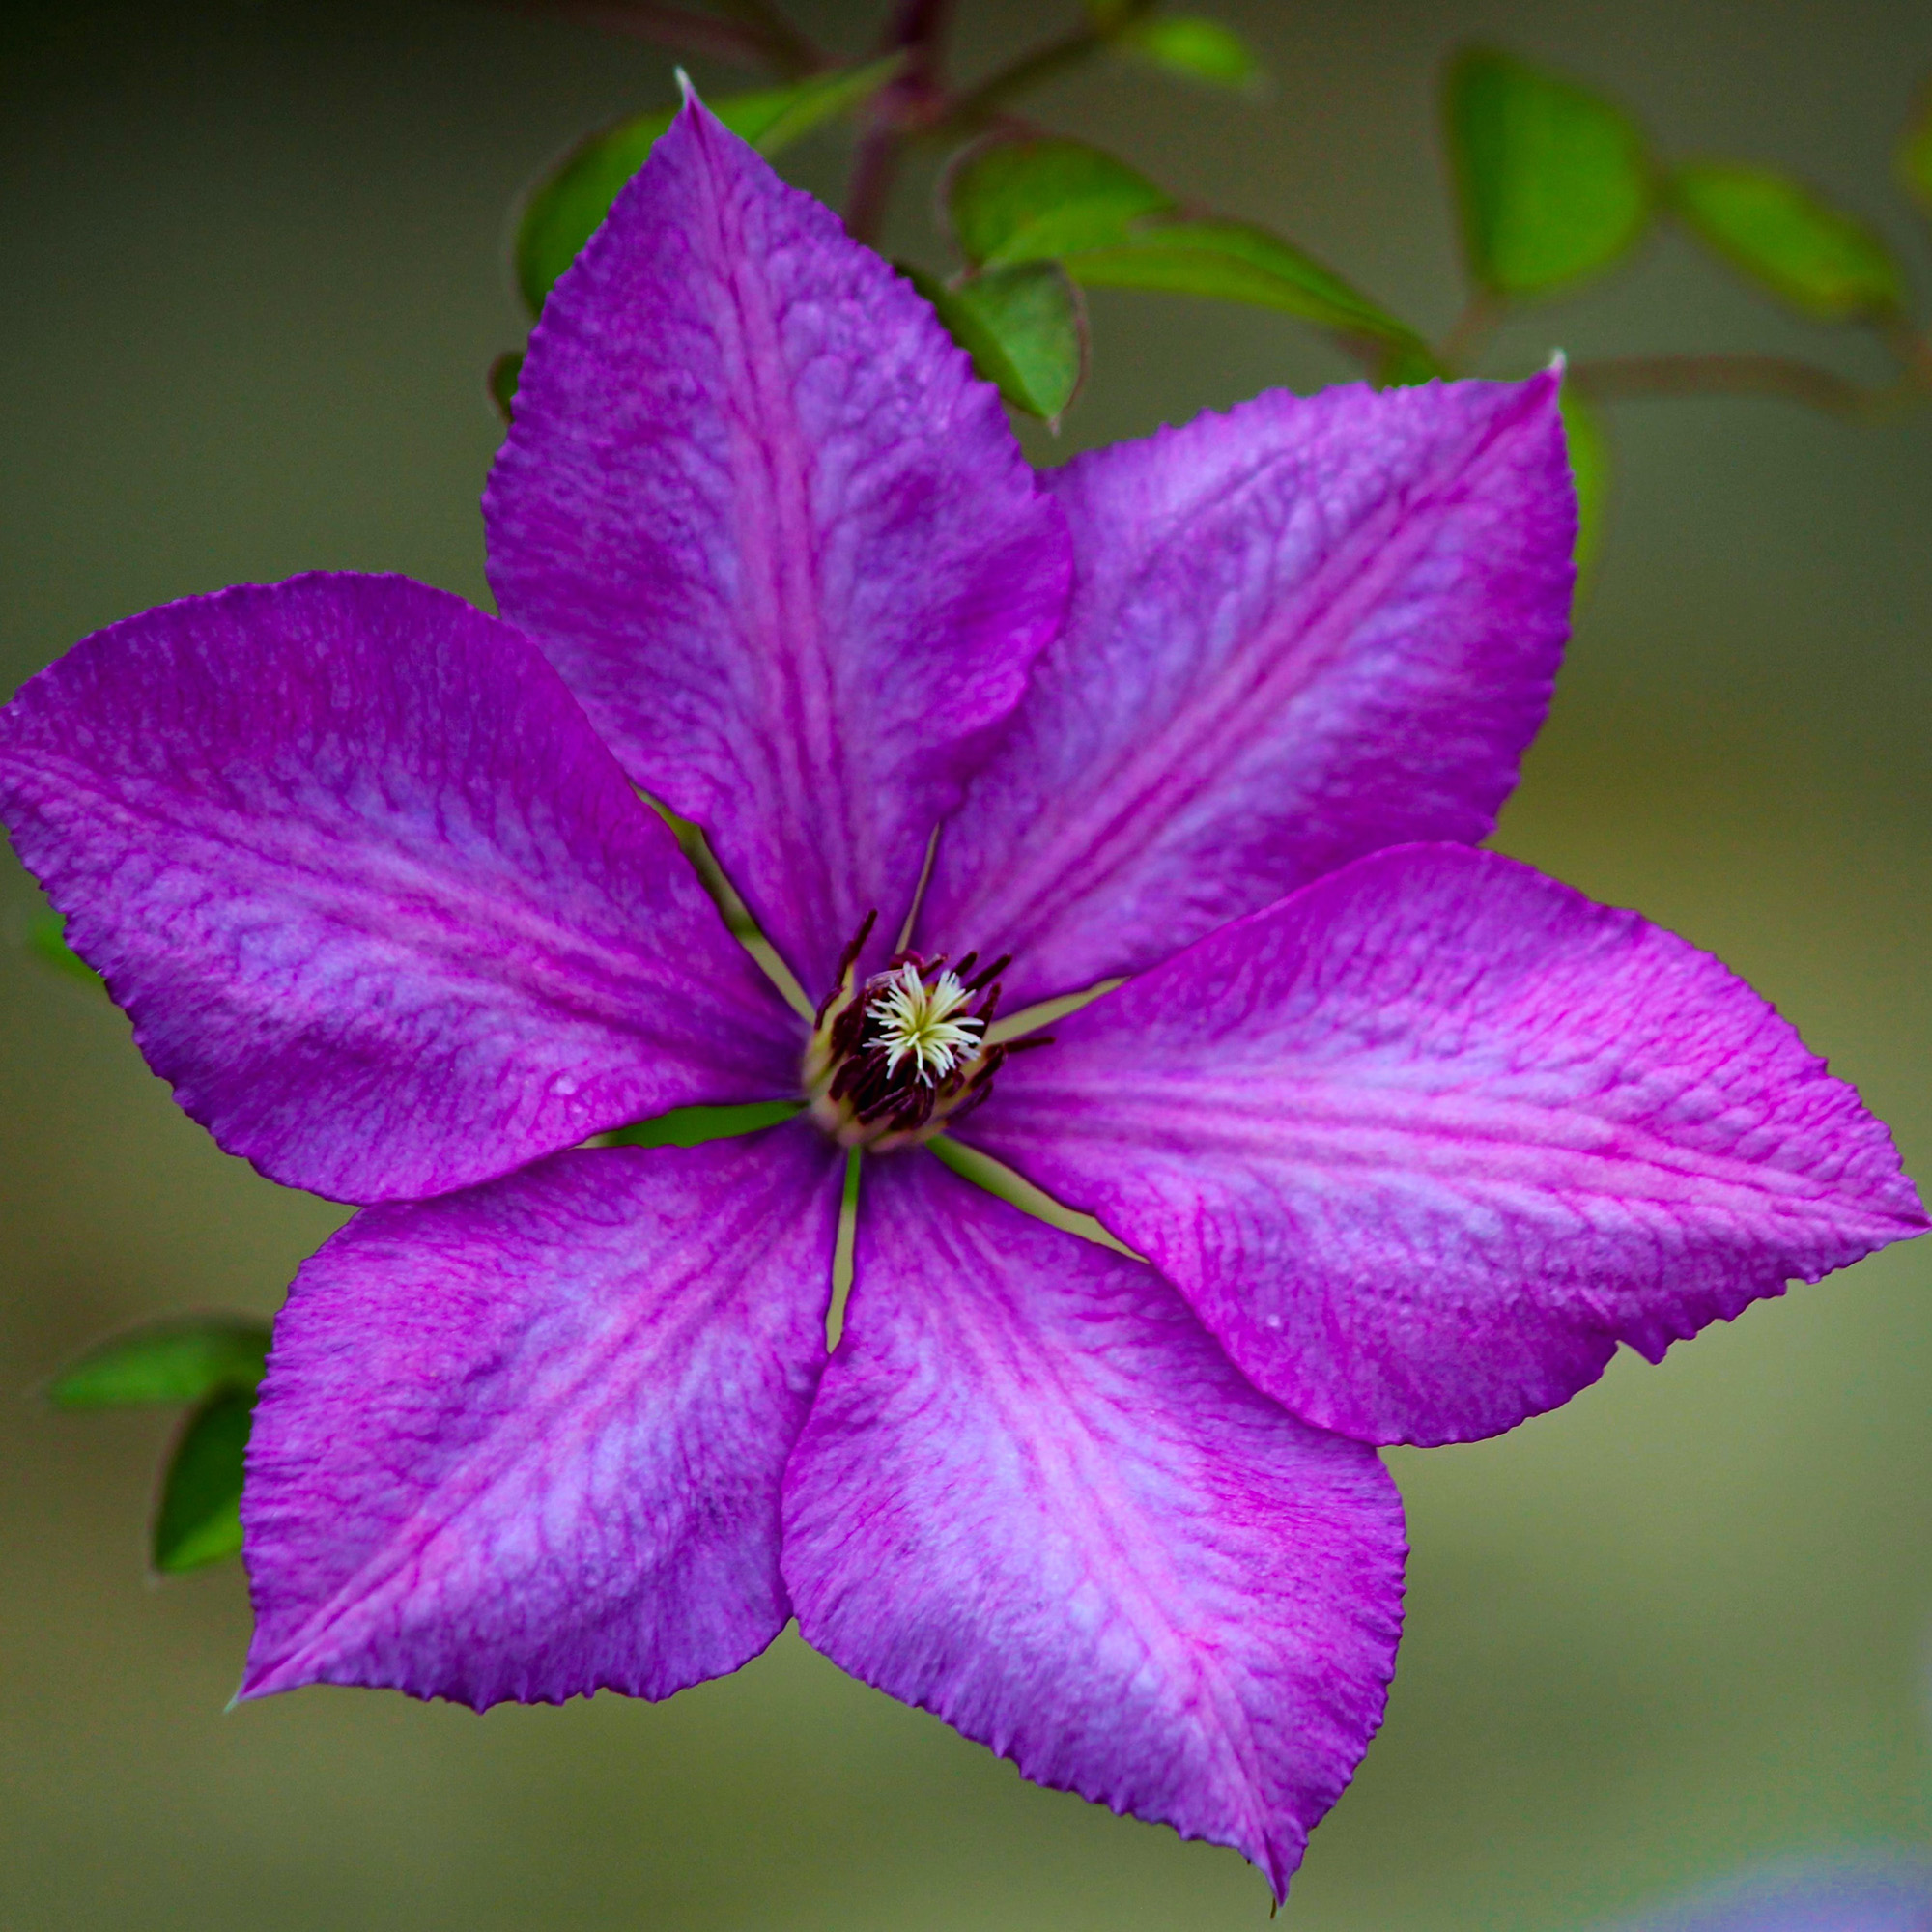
[1,99,1922,1901]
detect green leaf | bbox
[514,57,904,314]
[153,1388,255,1574]
[1559,377,1610,586]
[906,261,1087,423]
[948,137,1430,355]
[1672,161,1905,321]
[1446,45,1653,298]
[1376,337,1446,388]
[1900,81,1932,214]
[1069,217,1432,352]
[25,909,103,989]
[488,349,522,423]
[949,138,1172,269]
[1117,16,1264,93]
[604,1100,804,1150]
[48,1315,271,1409]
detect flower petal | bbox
[0,574,800,1203]
[964,843,1927,1446]
[241,1125,842,1709]
[918,375,1573,1004]
[781,1152,1405,1900]
[484,99,1070,998]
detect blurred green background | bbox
[5,0,1932,1925]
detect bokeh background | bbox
[5,0,1932,1925]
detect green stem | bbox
[1435,290,1505,374]
[704,0,826,75]
[845,0,957,243]
[523,0,791,72]
[1880,316,1932,394]
[932,0,1157,137]
[1565,352,1913,420]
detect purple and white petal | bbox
[918,375,1573,1005]
[964,843,1927,1446]
[242,1125,842,1709]
[485,100,1070,998]
[0,574,800,1204]
[781,1153,1405,1901]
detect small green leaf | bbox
[1376,338,1445,388]
[1446,45,1653,298]
[48,1315,271,1409]
[25,909,103,989]
[604,1101,804,1150]
[949,138,1172,269]
[1117,16,1264,93]
[906,261,1088,423]
[153,1388,255,1574]
[1672,161,1905,321]
[514,57,904,314]
[488,349,522,422]
[948,137,1430,356]
[1900,80,1932,214]
[1559,377,1610,586]
[1068,217,1432,353]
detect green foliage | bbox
[604,1101,805,1149]
[1671,162,1905,321]
[1446,45,1653,298]
[1116,16,1263,93]
[153,1389,255,1574]
[1073,218,1432,353]
[514,58,903,314]
[950,138,1170,267]
[1559,378,1610,584]
[488,350,523,422]
[1376,339,1446,388]
[948,137,1430,355]
[1900,83,1932,215]
[47,1315,270,1409]
[906,261,1088,423]
[51,1315,270,1576]
[25,909,102,989]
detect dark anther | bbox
[962,953,1010,996]
[1003,1032,1055,1055]
[814,908,879,1029]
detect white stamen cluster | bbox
[866,962,985,1084]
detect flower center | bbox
[804,918,1009,1151]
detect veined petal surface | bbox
[0,575,798,1204]
[918,375,1573,1004]
[486,100,1070,997]
[965,844,1926,1445]
[782,1153,1405,1900]
[242,1127,842,1709]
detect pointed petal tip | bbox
[968,840,1922,1447]
[786,1154,1406,1904]
[921,373,1576,1000]
[240,1135,840,1715]
[0,571,799,1205]
[1527,357,1566,411]
[232,1644,306,1705]
[486,83,1069,996]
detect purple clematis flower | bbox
[1,100,1922,1899]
